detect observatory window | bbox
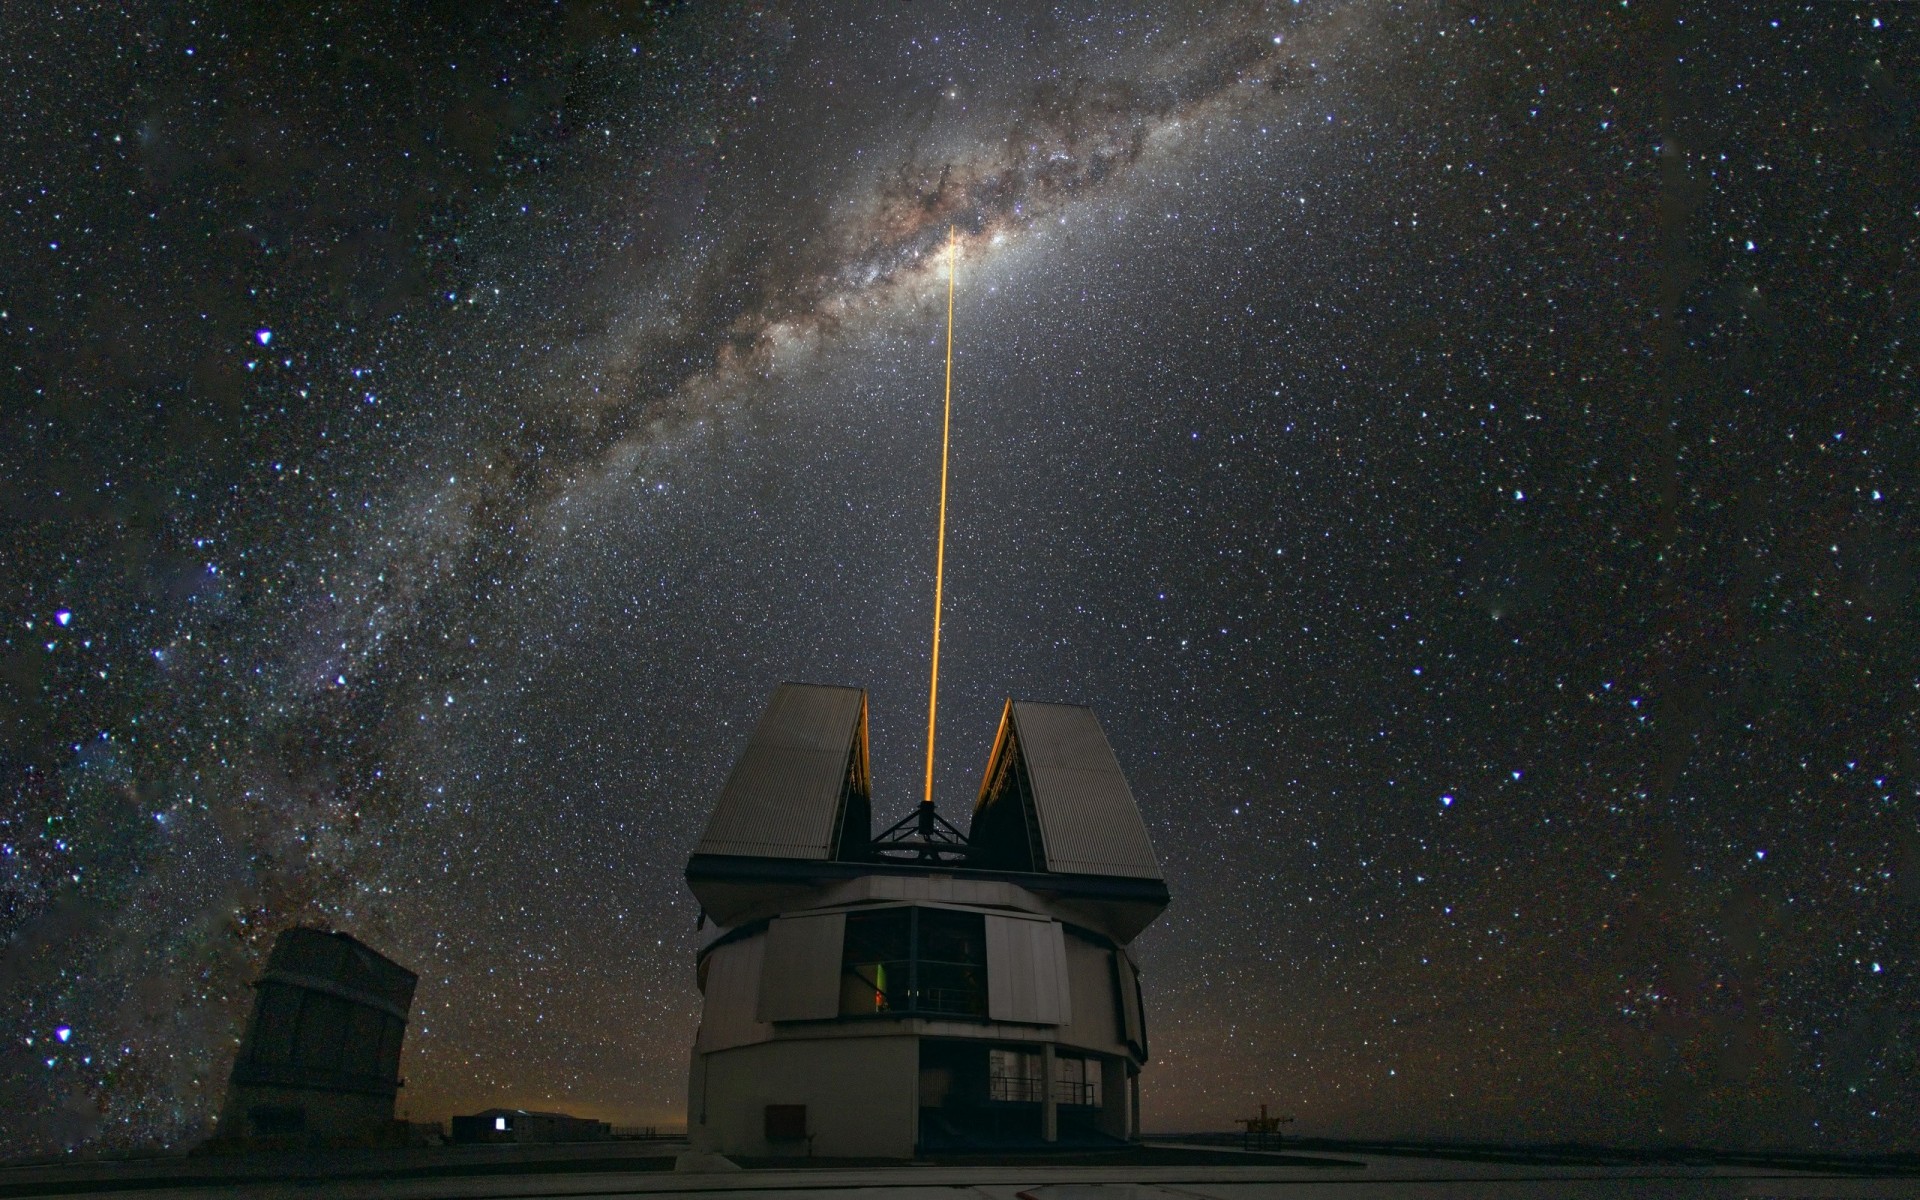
[1053,1053,1102,1107]
[494,1116,507,1131]
[840,906,988,1018]
[916,908,988,1017]
[987,1048,1044,1102]
[841,908,911,1014]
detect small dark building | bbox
[218,927,417,1143]
[450,1109,612,1144]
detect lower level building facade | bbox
[686,875,1150,1159]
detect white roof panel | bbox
[1011,701,1162,879]
[695,683,866,859]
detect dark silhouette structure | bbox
[450,1109,612,1144]
[218,927,417,1143]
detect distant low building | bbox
[218,927,418,1144]
[450,1109,612,1144]
[685,683,1169,1159]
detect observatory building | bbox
[685,683,1168,1158]
[218,927,417,1144]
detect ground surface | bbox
[0,1142,1912,1199]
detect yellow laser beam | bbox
[923,226,957,807]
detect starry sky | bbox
[3,0,1916,1158]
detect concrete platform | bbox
[0,1141,1911,1199]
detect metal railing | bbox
[842,959,986,1017]
[982,1077,1100,1106]
[1053,1079,1099,1107]
[987,1074,1046,1103]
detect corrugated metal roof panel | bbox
[695,683,865,859]
[1012,702,1162,879]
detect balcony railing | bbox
[982,1078,1101,1106]
[987,1074,1046,1103]
[842,959,986,1017]
[1052,1079,1099,1107]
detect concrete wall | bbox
[694,1035,918,1158]
[1097,1057,1132,1139]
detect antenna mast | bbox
[923,227,957,808]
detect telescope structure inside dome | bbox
[683,682,1168,1158]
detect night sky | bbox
[3,0,1916,1157]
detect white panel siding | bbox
[1038,919,1071,1024]
[986,915,1070,1025]
[985,916,1026,1020]
[696,935,768,1052]
[757,912,846,1022]
[1055,933,1123,1055]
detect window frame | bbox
[839,904,989,1020]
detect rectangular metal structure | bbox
[450,1109,611,1144]
[228,929,416,1097]
[220,927,417,1142]
[696,683,867,860]
[757,911,846,1022]
[764,1104,807,1140]
[1011,702,1162,878]
[984,914,1070,1025]
[1113,949,1146,1058]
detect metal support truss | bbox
[869,800,971,863]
